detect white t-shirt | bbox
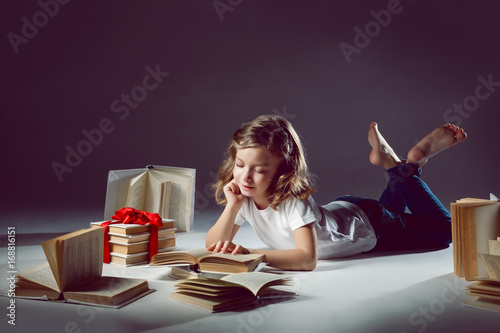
[234,196,377,259]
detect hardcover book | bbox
[149,249,266,274]
[10,228,153,308]
[451,197,500,281]
[171,272,295,312]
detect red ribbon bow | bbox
[100,207,163,263]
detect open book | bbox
[11,228,152,308]
[462,237,500,313]
[149,249,266,273]
[170,272,294,312]
[126,169,172,219]
[104,165,195,232]
[451,196,500,281]
[464,277,500,313]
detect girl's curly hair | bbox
[214,114,316,210]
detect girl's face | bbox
[233,147,279,206]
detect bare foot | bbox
[368,122,401,169]
[407,123,467,168]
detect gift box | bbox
[91,208,177,265]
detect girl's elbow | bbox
[300,256,317,271]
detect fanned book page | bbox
[41,227,104,291]
[104,166,196,231]
[221,272,293,297]
[16,262,60,293]
[127,172,148,210]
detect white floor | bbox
[1,210,500,333]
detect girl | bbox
[206,115,467,271]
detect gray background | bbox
[2,0,499,233]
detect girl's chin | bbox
[240,190,254,196]
[239,185,255,193]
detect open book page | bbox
[198,253,265,273]
[144,171,164,213]
[201,253,263,264]
[221,272,292,297]
[152,168,193,231]
[16,262,60,293]
[41,228,95,291]
[150,248,212,265]
[478,253,500,280]
[170,283,255,312]
[160,181,172,218]
[456,198,496,206]
[104,166,195,231]
[490,240,500,255]
[126,172,148,210]
[48,228,104,291]
[105,168,146,218]
[475,203,500,278]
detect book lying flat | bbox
[169,261,268,280]
[466,279,500,300]
[464,279,500,313]
[91,219,175,235]
[108,227,176,244]
[149,249,266,273]
[463,296,500,313]
[9,228,153,308]
[461,227,500,313]
[15,263,150,307]
[110,247,176,266]
[109,236,176,254]
[170,272,295,312]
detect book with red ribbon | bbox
[91,207,176,265]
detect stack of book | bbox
[464,237,500,312]
[451,194,500,312]
[170,272,295,312]
[91,219,176,266]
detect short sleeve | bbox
[288,196,322,231]
[234,203,246,226]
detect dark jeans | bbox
[336,163,452,250]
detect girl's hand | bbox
[207,240,250,255]
[224,180,245,207]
